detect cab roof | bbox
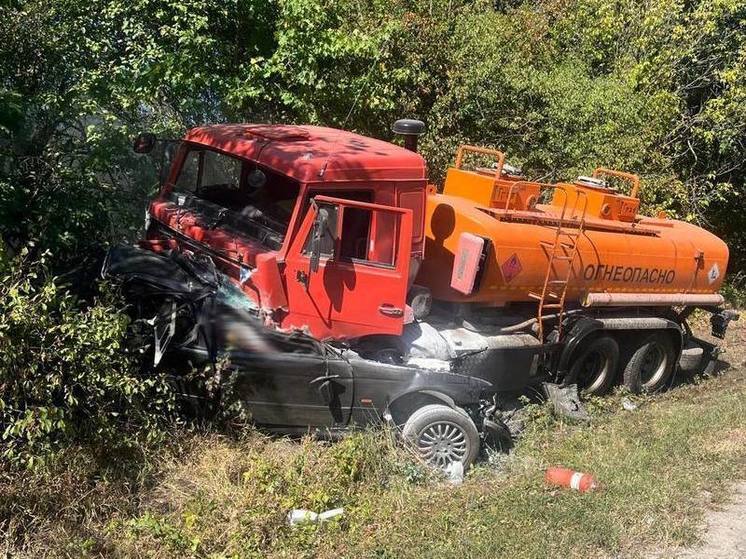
[184,124,427,183]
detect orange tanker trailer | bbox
[406,142,735,397]
[420,146,728,312]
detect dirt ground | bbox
[646,482,746,558]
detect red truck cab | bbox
[145,124,426,340]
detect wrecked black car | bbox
[104,245,502,469]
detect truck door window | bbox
[341,208,397,266]
[302,202,398,267]
[174,150,200,193]
[340,207,370,260]
[302,203,338,257]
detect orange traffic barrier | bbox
[545,467,598,493]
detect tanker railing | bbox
[454,145,506,178]
[592,167,641,199]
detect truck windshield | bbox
[173,147,300,248]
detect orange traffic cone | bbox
[545,467,598,493]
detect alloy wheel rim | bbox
[417,421,468,467]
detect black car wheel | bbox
[402,404,480,470]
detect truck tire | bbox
[623,332,676,393]
[402,404,480,470]
[568,336,619,396]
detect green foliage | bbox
[722,272,746,307]
[103,430,430,557]
[2,0,744,268]
[0,253,176,467]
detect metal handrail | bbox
[454,145,506,181]
[592,167,641,199]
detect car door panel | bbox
[213,309,355,428]
[224,351,353,427]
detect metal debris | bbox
[543,383,590,422]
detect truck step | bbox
[540,240,576,250]
[529,291,560,300]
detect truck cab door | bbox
[283,195,413,340]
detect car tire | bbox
[623,332,676,394]
[402,404,480,470]
[568,335,619,396]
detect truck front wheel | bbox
[623,332,676,393]
[402,404,480,470]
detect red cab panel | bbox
[282,195,413,340]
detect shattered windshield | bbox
[173,147,300,247]
[215,273,256,313]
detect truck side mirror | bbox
[309,207,334,274]
[133,132,157,154]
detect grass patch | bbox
[2,327,745,558]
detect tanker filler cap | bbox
[576,176,612,190]
[501,162,524,177]
[392,119,426,152]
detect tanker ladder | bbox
[509,184,588,341]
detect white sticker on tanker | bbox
[708,263,720,284]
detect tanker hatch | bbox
[552,167,641,223]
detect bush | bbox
[0,252,177,468]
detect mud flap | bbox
[543,382,590,422]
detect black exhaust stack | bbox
[392,119,425,153]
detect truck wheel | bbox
[623,332,676,393]
[568,336,619,396]
[402,404,480,470]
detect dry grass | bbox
[2,320,745,558]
